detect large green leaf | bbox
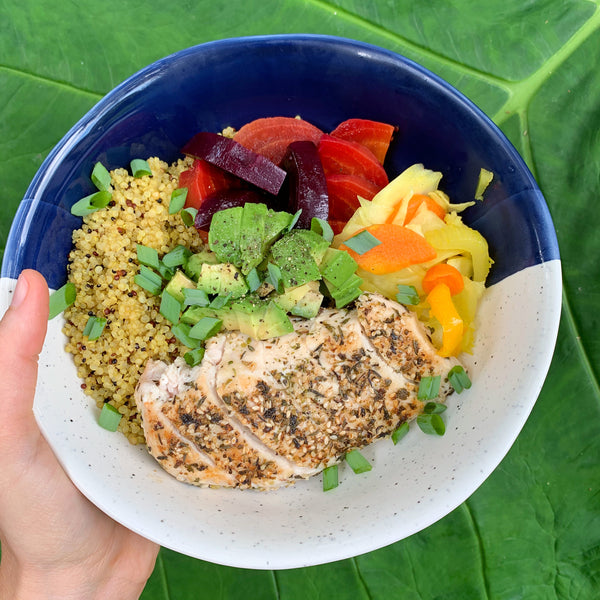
[1,1,599,598]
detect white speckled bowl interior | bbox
[0,36,561,568]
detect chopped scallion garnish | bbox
[287,209,302,231]
[48,282,76,320]
[209,293,231,309]
[184,347,205,367]
[91,162,112,191]
[417,375,441,400]
[245,268,262,292]
[423,401,447,414]
[265,263,284,294]
[190,317,223,341]
[134,265,163,295]
[182,288,210,307]
[417,413,446,436]
[159,290,182,324]
[322,464,339,491]
[169,188,187,214]
[448,365,472,393]
[130,158,152,178]
[162,245,191,269]
[391,422,409,445]
[170,323,198,348]
[136,244,160,270]
[396,284,420,306]
[310,217,334,243]
[181,207,197,227]
[70,190,112,216]
[343,230,381,255]
[345,449,372,474]
[98,403,122,432]
[82,315,107,340]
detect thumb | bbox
[0,269,49,437]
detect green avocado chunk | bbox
[319,247,358,287]
[196,263,248,298]
[164,270,196,303]
[208,206,244,264]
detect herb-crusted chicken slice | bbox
[135,292,461,489]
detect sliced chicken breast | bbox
[135,293,461,489]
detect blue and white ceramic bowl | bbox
[0,35,561,569]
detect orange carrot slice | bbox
[341,223,437,275]
[422,263,464,296]
[386,193,446,224]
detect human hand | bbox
[0,270,159,600]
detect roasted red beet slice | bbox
[330,118,396,164]
[280,140,329,229]
[178,159,240,211]
[194,189,266,230]
[234,116,324,165]
[318,134,389,188]
[326,173,381,222]
[181,132,287,196]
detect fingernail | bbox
[11,272,29,308]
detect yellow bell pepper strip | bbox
[426,283,464,357]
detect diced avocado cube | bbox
[271,233,322,288]
[197,263,248,299]
[238,203,268,274]
[319,248,358,287]
[275,281,323,319]
[289,229,331,264]
[328,273,364,308]
[164,270,196,303]
[256,301,294,340]
[290,289,323,319]
[185,250,219,280]
[209,206,243,264]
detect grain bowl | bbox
[0,35,561,568]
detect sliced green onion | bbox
[157,262,175,281]
[91,162,112,191]
[190,317,222,340]
[209,293,231,309]
[134,265,163,295]
[311,217,334,243]
[322,464,339,491]
[391,422,409,445]
[48,282,77,320]
[423,401,447,414]
[182,288,210,307]
[345,449,372,474]
[162,245,191,269]
[70,190,112,216]
[287,209,302,231]
[159,290,182,324]
[130,158,152,178]
[417,413,446,436]
[169,187,188,214]
[181,207,197,227]
[184,347,205,367]
[136,244,160,270]
[417,375,441,400]
[245,268,262,292]
[98,403,122,432]
[396,284,420,306]
[82,315,107,340]
[170,323,198,348]
[265,263,284,294]
[448,365,472,393]
[343,230,381,255]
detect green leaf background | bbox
[2,1,599,597]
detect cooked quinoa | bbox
[63,156,204,444]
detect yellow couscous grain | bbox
[63,156,203,444]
